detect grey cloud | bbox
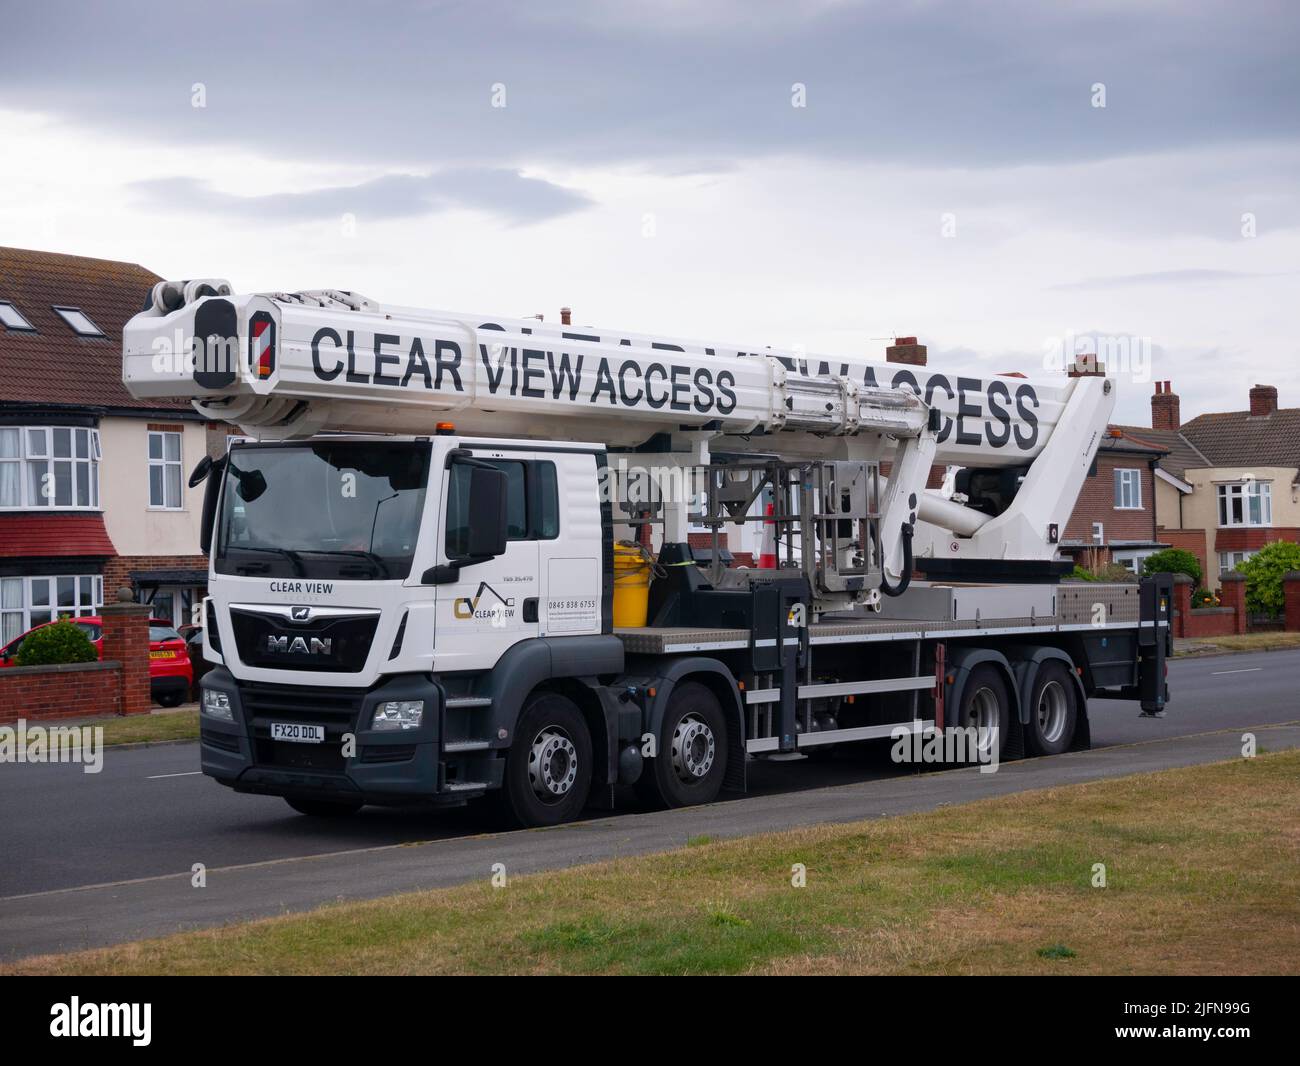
[130,169,592,225]
[2,0,1297,174]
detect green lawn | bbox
[8,749,1298,976]
[98,708,199,746]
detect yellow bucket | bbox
[612,542,653,628]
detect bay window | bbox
[0,574,102,645]
[0,425,101,509]
[1216,481,1271,527]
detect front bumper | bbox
[199,667,480,806]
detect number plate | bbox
[270,722,325,744]
[149,650,175,659]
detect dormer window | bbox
[52,306,105,337]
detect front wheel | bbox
[636,681,728,809]
[498,692,593,828]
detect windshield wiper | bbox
[226,545,306,576]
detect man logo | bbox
[290,605,311,621]
[266,635,332,655]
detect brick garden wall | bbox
[0,601,152,723]
[0,661,122,724]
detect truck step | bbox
[445,696,492,710]
[443,780,489,793]
[443,740,492,753]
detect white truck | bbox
[122,281,1172,826]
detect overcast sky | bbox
[2,0,1297,425]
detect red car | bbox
[0,616,193,707]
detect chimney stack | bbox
[1067,352,1104,377]
[885,335,927,366]
[560,307,572,326]
[1151,380,1181,430]
[1249,384,1278,417]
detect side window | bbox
[535,462,559,539]
[445,458,558,557]
[500,462,527,539]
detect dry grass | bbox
[99,708,199,746]
[1192,632,1300,653]
[7,751,1298,976]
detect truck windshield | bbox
[215,441,431,580]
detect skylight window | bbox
[0,301,35,331]
[52,306,105,337]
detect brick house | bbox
[1060,428,1169,574]
[1114,381,1300,589]
[0,246,209,643]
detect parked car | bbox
[0,616,193,707]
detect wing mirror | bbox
[423,460,508,584]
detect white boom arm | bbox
[122,283,1114,577]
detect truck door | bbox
[435,454,540,672]
[536,452,602,637]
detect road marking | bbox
[147,771,202,780]
[1210,667,1262,675]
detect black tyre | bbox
[635,681,728,809]
[1024,661,1078,756]
[156,690,185,708]
[285,797,363,817]
[951,664,1010,764]
[499,692,593,828]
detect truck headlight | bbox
[203,689,234,721]
[372,700,424,731]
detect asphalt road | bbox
[2,648,1297,961]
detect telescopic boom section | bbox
[125,285,939,446]
[122,283,1115,578]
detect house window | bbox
[1091,522,1104,545]
[0,426,101,509]
[1216,481,1271,527]
[52,306,105,337]
[0,301,35,331]
[0,574,102,645]
[1219,550,1256,576]
[1113,548,1155,575]
[1113,468,1142,509]
[148,431,183,509]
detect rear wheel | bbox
[285,797,363,817]
[636,682,728,809]
[499,692,593,828]
[156,690,185,708]
[1025,661,1078,756]
[952,664,1010,763]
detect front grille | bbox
[240,681,365,723]
[230,609,378,672]
[240,681,366,775]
